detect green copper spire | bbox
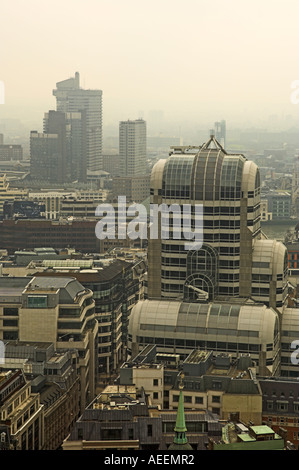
[169,374,192,450]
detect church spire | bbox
[169,373,192,450]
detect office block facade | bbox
[0,173,28,217]
[147,137,288,309]
[53,72,103,171]
[0,218,100,254]
[1,342,81,450]
[119,119,147,177]
[30,131,62,183]
[0,370,44,450]
[0,144,23,161]
[0,276,98,412]
[33,258,144,375]
[44,110,87,182]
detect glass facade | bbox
[148,139,287,310]
[161,155,194,199]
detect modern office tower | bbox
[0,276,98,412]
[119,119,147,177]
[43,110,87,182]
[147,135,288,309]
[33,258,143,375]
[53,72,103,171]
[30,131,62,183]
[31,110,87,183]
[214,120,226,148]
[128,136,292,377]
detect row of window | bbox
[140,323,260,338]
[172,394,220,404]
[136,336,263,353]
[266,400,299,413]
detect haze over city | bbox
[1,0,299,132]
[3,0,299,453]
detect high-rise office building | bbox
[30,131,62,183]
[147,135,288,309]
[214,120,226,148]
[53,72,103,171]
[30,110,87,183]
[44,110,87,182]
[128,136,292,377]
[119,119,147,177]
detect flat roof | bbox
[184,350,211,364]
[250,425,274,435]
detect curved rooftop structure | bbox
[128,299,280,375]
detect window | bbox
[3,308,18,316]
[212,395,221,403]
[153,379,158,387]
[3,319,18,327]
[212,381,222,390]
[277,402,288,412]
[184,395,192,403]
[147,425,152,437]
[27,295,47,308]
[195,396,203,404]
[102,429,122,440]
[293,403,299,413]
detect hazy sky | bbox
[1,0,299,130]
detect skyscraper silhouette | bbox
[53,72,103,171]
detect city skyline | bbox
[1,0,299,130]
[2,0,299,452]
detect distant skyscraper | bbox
[30,110,87,183]
[44,110,87,182]
[214,120,226,148]
[30,131,62,183]
[53,72,103,171]
[119,119,147,177]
